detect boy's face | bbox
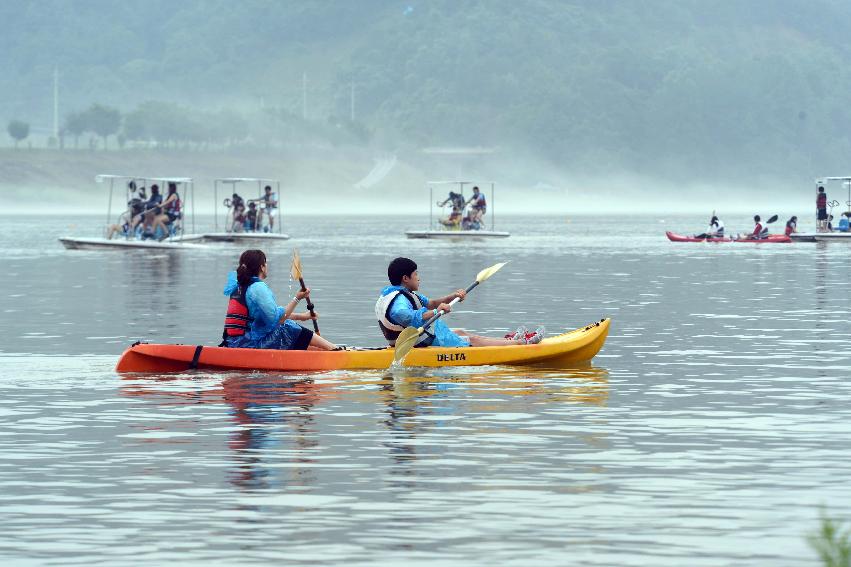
[401,270,420,291]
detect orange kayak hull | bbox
[116,319,611,373]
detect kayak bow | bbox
[116,319,611,373]
[666,231,730,242]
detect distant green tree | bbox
[82,104,122,150]
[7,120,29,148]
[64,112,86,149]
[122,107,148,142]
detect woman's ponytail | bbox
[236,249,266,289]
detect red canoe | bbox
[666,231,791,243]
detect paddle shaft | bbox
[421,280,479,332]
[298,277,320,335]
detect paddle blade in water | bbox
[393,327,421,364]
[290,248,303,280]
[475,262,507,283]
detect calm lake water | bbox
[1,214,849,566]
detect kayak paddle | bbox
[290,248,320,335]
[393,262,507,364]
[766,214,779,224]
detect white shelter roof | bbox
[95,174,141,182]
[426,180,495,185]
[149,177,193,183]
[215,178,278,183]
[95,175,192,184]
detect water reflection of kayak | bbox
[666,231,791,243]
[116,319,610,373]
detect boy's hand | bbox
[453,289,466,301]
[436,302,452,314]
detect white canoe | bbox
[200,232,291,242]
[406,229,510,239]
[59,237,207,250]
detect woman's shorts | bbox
[227,321,313,350]
[256,321,313,350]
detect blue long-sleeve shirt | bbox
[224,271,286,342]
[380,285,469,347]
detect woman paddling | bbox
[222,249,338,351]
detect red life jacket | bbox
[164,194,181,214]
[221,283,255,343]
[817,193,827,208]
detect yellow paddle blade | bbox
[290,248,303,281]
[393,326,423,364]
[475,262,507,283]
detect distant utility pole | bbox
[302,72,307,120]
[350,81,355,122]
[52,66,59,139]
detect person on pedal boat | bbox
[376,257,543,348]
[151,182,182,241]
[261,185,278,231]
[229,193,246,233]
[465,186,487,228]
[135,184,163,238]
[222,249,338,351]
[245,202,258,232]
[695,216,725,239]
[437,191,464,228]
[838,212,851,232]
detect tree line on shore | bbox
[6,100,371,151]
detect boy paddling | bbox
[376,257,543,348]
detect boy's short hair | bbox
[388,257,417,285]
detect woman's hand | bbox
[296,288,310,301]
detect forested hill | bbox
[4,0,851,179]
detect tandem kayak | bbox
[666,231,791,243]
[666,231,731,242]
[116,319,611,373]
